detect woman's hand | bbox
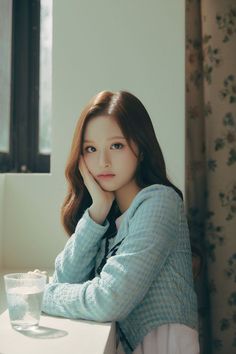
[79,156,115,224]
[28,269,49,283]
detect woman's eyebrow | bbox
[84,136,126,143]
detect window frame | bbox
[0,0,50,173]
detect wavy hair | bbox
[61,90,183,236]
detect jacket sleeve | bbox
[51,209,110,284]
[42,188,180,322]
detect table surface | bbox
[0,269,115,354]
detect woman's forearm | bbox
[51,208,110,284]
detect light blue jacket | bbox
[42,184,198,353]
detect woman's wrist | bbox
[88,204,110,225]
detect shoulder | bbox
[127,184,182,222]
[120,184,183,246]
[131,184,182,210]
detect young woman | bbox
[42,90,200,354]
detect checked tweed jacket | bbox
[42,184,198,354]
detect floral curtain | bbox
[186,0,236,353]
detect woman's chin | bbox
[101,185,116,192]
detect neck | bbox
[115,182,141,214]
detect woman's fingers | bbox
[79,156,97,191]
[79,156,93,183]
[78,155,115,208]
[27,269,49,283]
[78,156,85,179]
[79,156,91,184]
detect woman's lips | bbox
[97,174,115,179]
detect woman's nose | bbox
[98,150,110,167]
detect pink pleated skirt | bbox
[116,323,200,354]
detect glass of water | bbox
[4,272,47,331]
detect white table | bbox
[0,270,116,354]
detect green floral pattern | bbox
[216,7,236,43]
[186,1,236,353]
[203,34,221,85]
[219,184,236,221]
[220,75,236,103]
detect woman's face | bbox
[82,115,140,193]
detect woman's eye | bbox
[84,146,96,153]
[84,144,124,153]
[111,143,124,150]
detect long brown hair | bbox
[61,90,183,236]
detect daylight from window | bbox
[0,0,12,153]
[39,0,53,155]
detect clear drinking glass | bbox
[4,272,47,331]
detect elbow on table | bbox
[93,299,131,323]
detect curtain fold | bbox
[186,0,236,353]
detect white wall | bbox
[1,0,185,270]
[0,175,5,269]
[3,174,66,269]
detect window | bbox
[0,0,52,173]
